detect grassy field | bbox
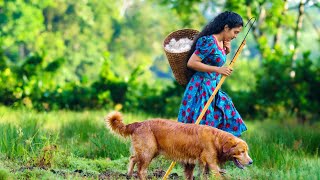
[0,106,319,180]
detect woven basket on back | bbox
[163,29,199,86]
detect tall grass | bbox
[245,120,319,168]
[0,107,153,161]
[59,118,130,159]
[231,120,320,179]
[0,119,58,160]
[0,168,12,180]
[0,106,319,179]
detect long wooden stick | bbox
[162,40,246,180]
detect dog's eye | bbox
[241,151,245,153]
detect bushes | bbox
[124,81,185,117]
[255,52,320,123]
[0,50,319,122]
[0,52,180,114]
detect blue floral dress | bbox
[177,35,247,137]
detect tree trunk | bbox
[297,111,307,124]
[291,0,306,65]
[19,44,26,60]
[272,0,288,48]
[247,5,266,64]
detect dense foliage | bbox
[0,0,319,122]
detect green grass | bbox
[0,168,12,180]
[0,106,319,179]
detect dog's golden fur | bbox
[105,111,252,180]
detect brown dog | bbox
[105,111,253,180]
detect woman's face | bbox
[223,26,242,41]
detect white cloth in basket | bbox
[164,38,193,53]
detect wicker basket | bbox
[163,29,199,86]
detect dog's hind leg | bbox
[136,159,150,180]
[131,131,157,180]
[135,147,156,180]
[128,155,137,177]
[183,163,195,180]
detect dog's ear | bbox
[223,139,237,153]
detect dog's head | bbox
[222,137,253,169]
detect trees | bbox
[158,0,320,122]
[0,0,319,122]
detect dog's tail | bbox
[105,111,136,137]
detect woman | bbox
[177,11,247,137]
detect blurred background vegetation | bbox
[0,0,319,124]
[0,1,319,179]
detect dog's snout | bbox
[249,160,253,165]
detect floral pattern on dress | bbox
[177,35,247,137]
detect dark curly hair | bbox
[188,11,243,59]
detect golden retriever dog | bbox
[105,111,253,180]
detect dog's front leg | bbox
[183,163,195,180]
[200,152,222,179]
[202,164,210,179]
[200,164,223,180]
[207,163,223,179]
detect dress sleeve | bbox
[194,36,215,60]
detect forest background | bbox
[0,0,319,123]
[0,0,319,179]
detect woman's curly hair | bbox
[188,11,243,59]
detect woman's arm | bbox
[187,53,233,76]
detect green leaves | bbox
[255,52,320,122]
